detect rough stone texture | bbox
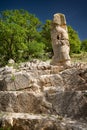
[0,60,87,129]
[0,91,52,114]
[0,113,87,130]
[8,59,15,64]
[0,72,32,91]
[0,63,87,92]
[52,13,67,26]
[46,91,87,119]
[0,91,86,120]
[60,67,87,91]
[39,74,64,91]
[51,13,71,67]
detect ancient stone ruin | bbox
[51,13,71,67]
[0,59,87,130]
[0,13,87,130]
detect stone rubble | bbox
[0,59,87,129]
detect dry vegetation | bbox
[71,52,87,63]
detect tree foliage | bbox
[68,26,81,54]
[81,39,87,52]
[28,40,45,58]
[41,22,82,55]
[0,20,26,61]
[41,20,52,52]
[0,9,42,65]
[0,9,86,66]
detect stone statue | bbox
[51,13,71,67]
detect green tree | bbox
[1,9,41,42]
[0,20,27,62]
[41,22,82,56]
[41,20,52,52]
[81,39,87,52]
[28,40,45,59]
[0,9,42,65]
[68,26,81,54]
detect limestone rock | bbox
[46,91,87,119]
[8,59,15,65]
[0,113,87,130]
[51,13,71,67]
[0,91,52,114]
[60,67,87,91]
[0,60,87,129]
[0,72,33,91]
[39,74,64,91]
[52,13,67,26]
[0,91,86,120]
[2,66,15,75]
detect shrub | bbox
[28,41,45,59]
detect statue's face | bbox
[53,13,66,26]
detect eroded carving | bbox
[51,13,71,67]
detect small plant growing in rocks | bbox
[11,74,15,81]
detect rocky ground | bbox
[0,59,87,130]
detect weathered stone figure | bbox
[51,13,71,67]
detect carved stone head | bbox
[53,13,66,26]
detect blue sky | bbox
[0,0,87,40]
